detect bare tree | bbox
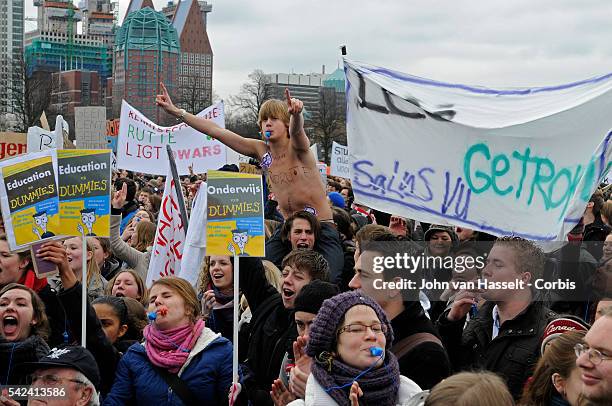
[311,87,346,163]
[10,54,53,133]
[229,69,271,125]
[177,72,212,113]
[225,107,260,139]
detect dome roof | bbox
[115,7,180,53]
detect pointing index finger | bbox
[285,88,292,105]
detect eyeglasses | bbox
[574,343,612,365]
[338,323,387,335]
[29,374,85,386]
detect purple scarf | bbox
[311,350,400,406]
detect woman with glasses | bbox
[288,290,421,405]
[520,331,588,406]
[0,283,50,386]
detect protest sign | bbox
[239,163,262,175]
[57,150,112,238]
[206,170,264,257]
[117,101,227,175]
[27,127,60,152]
[0,150,59,250]
[0,132,27,161]
[30,241,59,278]
[27,115,66,152]
[75,107,107,149]
[330,141,350,178]
[344,59,612,240]
[147,170,187,286]
[317,163,328,185]
[179,186,208,286]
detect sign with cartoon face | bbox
[57,150,112,237]
[206,170,265,257]
[0,150,60,250]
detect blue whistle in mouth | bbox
[369,347,383,357]
[264,131,271,138]
[147,311,157,321]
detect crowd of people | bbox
[0,88,611,406]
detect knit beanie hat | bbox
[306,290,394,359]
[294,280,339,315]
[541,316,590,354]
[424,224,458,244]
[328,192,345,208]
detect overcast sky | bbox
[25,0,612,101]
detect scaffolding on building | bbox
[25,36,112,81]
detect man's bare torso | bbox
[262,148,332,221]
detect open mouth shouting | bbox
[282,286,295,304]
[1,314,20,339]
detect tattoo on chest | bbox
[268,166,313,185]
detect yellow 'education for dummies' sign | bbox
[57,150,112,238]
[0,150,59,250]
[206,170,265,257]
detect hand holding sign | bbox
[156,82,180,117]
[285,88,303,116]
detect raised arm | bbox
[156,82,265,158]
[285,88,310,152]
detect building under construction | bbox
[26,0,114,80]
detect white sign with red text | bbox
[117,100,227,175]
[146,171,186,286]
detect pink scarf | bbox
[144,319,205,373]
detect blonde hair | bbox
[105,268,148,307]
[196,256,233,296]
[133,221,156,252]
[425,371,514,406]
[84,237,104,290]
[258,99,290,133]
[150,277,200,323]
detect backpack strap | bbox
[151,364,199,405]
[391,332,443,360]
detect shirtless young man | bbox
[155,84,343,281]
[156,83,331,221]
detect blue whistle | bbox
[147,311,157,321]
[369,347,383,357]
[264,131,271,138]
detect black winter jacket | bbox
[391,301,451,389]
[239,257,296,406]
[436,300,556,399]
[57,282,121,395]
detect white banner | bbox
[27,115,65,152]
[179,186,208,286]
[146,171,186,286]
[117,101,227,175]
[345,59,612,240]
[330,141,349,178]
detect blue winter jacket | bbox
[103,327,233,405]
